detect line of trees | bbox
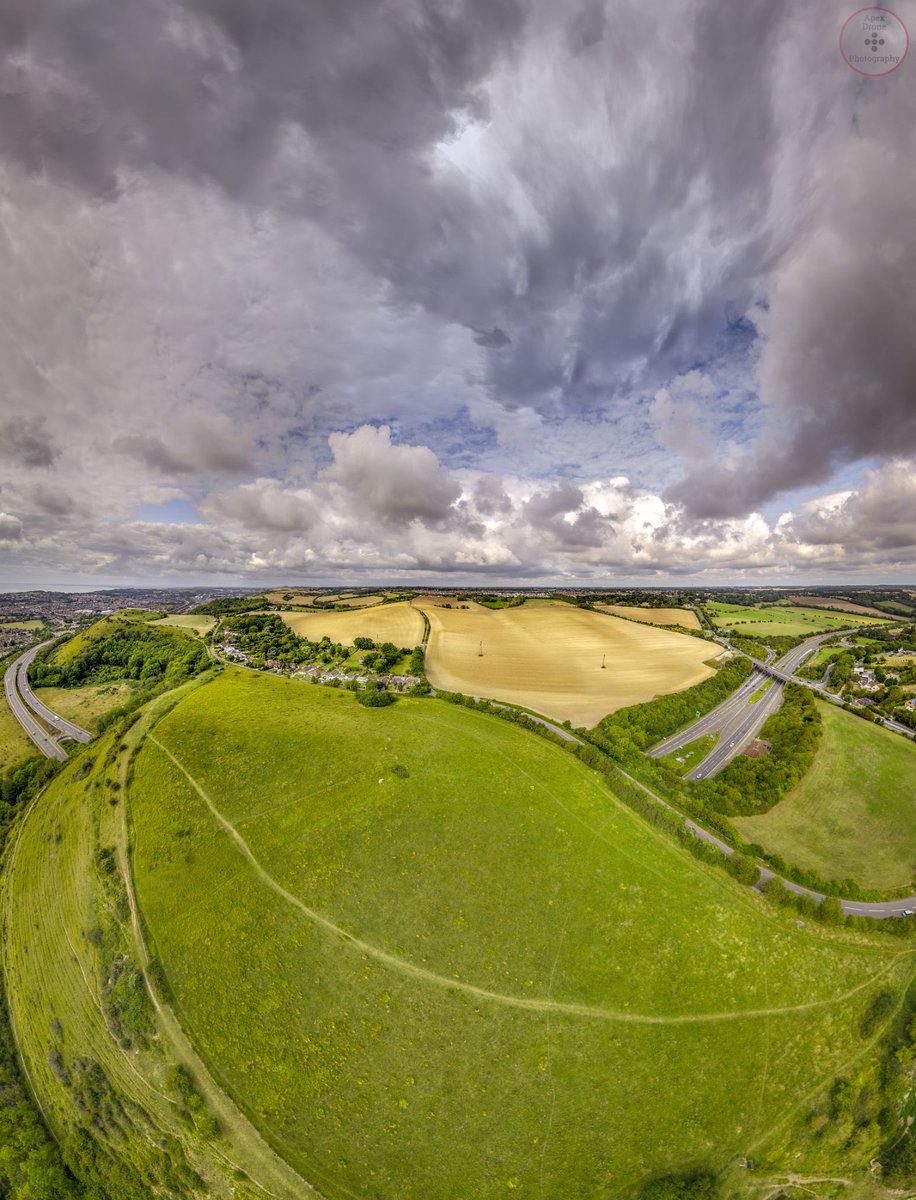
[589,657,753,754]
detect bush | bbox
[357,684,396,708]
[639,1172,718,1199]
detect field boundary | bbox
[147,733,902,1028]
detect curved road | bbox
[649,631,873,781]
[3,641,92,759]
[15,643,91,743]
[3,654,68,761]
[520,708,916,919]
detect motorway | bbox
[649,632,850,781]
[4,652,68,761]
[3,641,91,760]
[521,708,916,918]
[15,643,91,743]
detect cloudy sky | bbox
[1,0,914,588]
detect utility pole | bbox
[478,640,484,657]
[601,653,606,670]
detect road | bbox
[649,632,853,781]
[3,653,68,761]
[520,707,916,919]
[14,642,91,743]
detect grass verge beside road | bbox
[734,701,916,891]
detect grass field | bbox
[151,613,217,636]
[0,687,35,773]
[707,603,891,639]
[595,604,701,630]
[2,676,312,1199]
[418,600,721,726]
[0,618,44,630]
[734,702,916,890]
[119,671,914,1199]
[280,600,425,647]
[34,681,134,731]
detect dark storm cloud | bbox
[114,418,253,475]
[0,417,57,467]
[670,90,916,518]
[0,0,800,411]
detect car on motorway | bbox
[904,909,914,917]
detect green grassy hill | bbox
[6,669,916,1200]
[735,702,916,891]
[126,672,911,1198]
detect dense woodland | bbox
[29,625,209,691]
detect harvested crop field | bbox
[326,593,386,607]
[417,600,722,726]
[595,603,700,630]
[265,590,316,605]
[787,595,892,619]
[151,613,216,636]
[280,600,425,646]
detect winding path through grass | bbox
[149,732,903,1028]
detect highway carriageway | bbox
[520,706,916,919]
[3,641,91,760]
[648,632,842,781]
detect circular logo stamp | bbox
[839,7,909,76]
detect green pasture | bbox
[735,702,916,891]
[124,670,912,1199]
[33,681,135,732]
[0,619,43,630]
[0,689,35,774]
[708,602,891,639]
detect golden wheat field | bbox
[279,601,425,646]
[594,603,701,630]
[416,600,722,726]
[265,590,316,605]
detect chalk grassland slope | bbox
[418,600,721,726]
[1,681,315,1200]
[708,602,891,639]
[151,614,217,636]
[595,603,701,630]
[33,682,134,732]
[788,595,896,619]
[129,671,911,1200]
[280,600,425,647]
[734,702,916,891]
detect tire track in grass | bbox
[148,735,905,1028]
